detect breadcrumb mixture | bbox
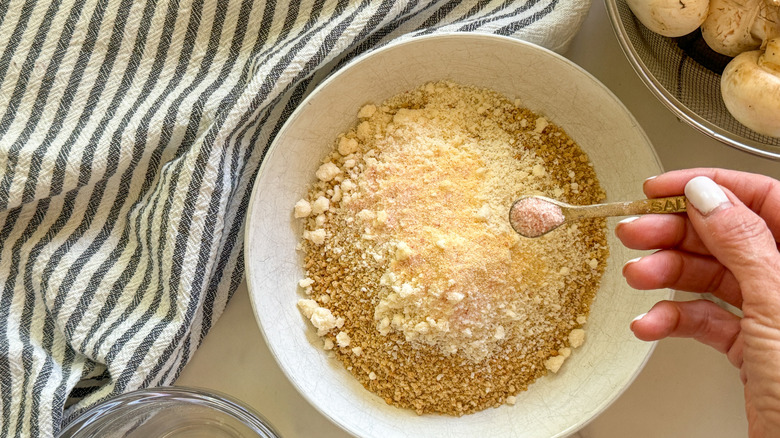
[294,81,608,416]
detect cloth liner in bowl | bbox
[244,33,672,438]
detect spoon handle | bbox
[564,195,687,220]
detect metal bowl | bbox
[605,0,780,160]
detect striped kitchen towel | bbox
[0,0,592,435]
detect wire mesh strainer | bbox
[605,0,780,160]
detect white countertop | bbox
[176,1,780,436]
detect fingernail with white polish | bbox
[630,313,647,329]
[684,176,731,215]
[618,216,640,225]
[624,257,641,267]
[622,257,641,276]
[644,175,657,182]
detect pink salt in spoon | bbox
[509,195,688,238]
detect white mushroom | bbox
[751,1,780,47]
[626,0,709,37]
[701,0,780,57]
[721,38,780,136]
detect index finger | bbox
[644,168,780,238]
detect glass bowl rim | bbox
[57,386,279,438]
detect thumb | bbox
[684,176,780,297]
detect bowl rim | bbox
[244,31,669,438]
[603,0,780,161]
[57,386,280,437]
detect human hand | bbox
[615,168,780,438]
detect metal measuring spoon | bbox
[509,195,688,238]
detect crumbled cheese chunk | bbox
[544,355,566,373]
[310,307,338,336]
[369,372,377,380]
[398,283,416,298]
[506,395,517,406]
[297,300,339,336]
[534,117,549,133]
[569,328,585,348]
[358,104,377,119]
[299,278,315,288]
[316,162,341,181]
[303,229,326,245]
[294,199,312,218]
[338,137,359,156]
[311,196,330,214]
[356,121,371,140]
[351,347,363,356]
[297,299,318,319]
[331,186,342,203]
[336,331,351,347]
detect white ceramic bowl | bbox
[245,33,671,438]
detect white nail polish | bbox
[684,176,731,215]
[618,216,640,225]
[630,313,647,331]
[624,257,641,267]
